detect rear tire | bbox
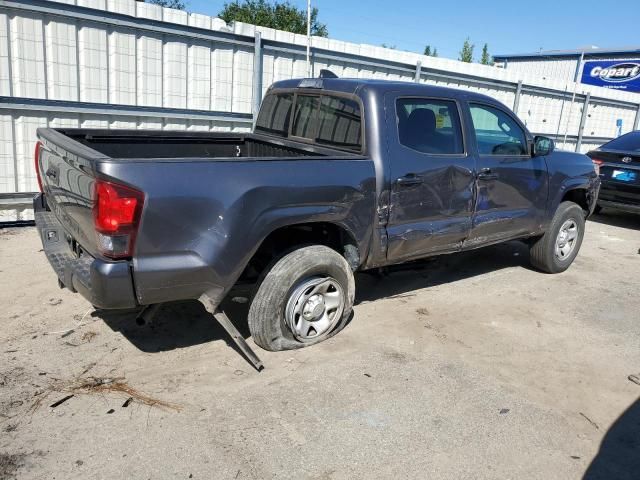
[248,245,355,351]
[529,201,585,273]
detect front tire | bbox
[248,245,355,351]
[529,201,585,273]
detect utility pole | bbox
[562,51,585,147]
[306,0,312,77]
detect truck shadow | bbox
[97,240,532,353]
[97,300,251,355]
[583,397,640,480]
[355,240,531,304]
[588,209,640,231]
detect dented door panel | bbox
[384,92,476,262]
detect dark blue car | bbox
[588,131,640,214]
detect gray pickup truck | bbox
[35,76,600,357]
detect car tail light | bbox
[591,158,604,176]
[34,141,43,192]
[93,179,144,259]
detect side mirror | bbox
[533,135,555,157]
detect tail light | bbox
[591,158,604,176]
[93,179,144,259]
[34,141,43,192]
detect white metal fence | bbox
[1,0,639,196]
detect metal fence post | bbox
[414,61,422,83]
[41,15,49,100]
[185,40,190,110]
[513,80,522,114]
[576,93,590,152]
[252,30,262,123]
[573,51,585,82]
[106,26,111,105]
[5,15,13,97]
[4,14,17,191]
[75,20,81,102]
[634,105,640,131]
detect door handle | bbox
[477,168,498,180]
[396,174,424,187]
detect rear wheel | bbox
[248,245,355,351]
[529,201,585,273]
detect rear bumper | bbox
[598,180,640,214]
[34,194,138,309]
[598,199,640,214]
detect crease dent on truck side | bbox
[34,76,600,363]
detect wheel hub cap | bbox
[554,219,578,260]
[285,276,345,341]
[302,294,325,320]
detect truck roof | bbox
[270,77,498,104]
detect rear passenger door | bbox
[385,95,476,262]
[464,102,548,246]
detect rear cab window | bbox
[255,93,293,137]
[255,91,363,153]
[316,96,362,151]
[291,95,320,139]
[396,98,464,155]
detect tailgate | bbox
[36,128,109,257]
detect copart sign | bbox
[581,60,640,92]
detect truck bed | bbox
[35,126,374,310]
[53,129,348,160]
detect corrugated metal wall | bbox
[1,0,639,195]
[501,56,640,86]
[500,58,580,84]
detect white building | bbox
[494,46,640,93]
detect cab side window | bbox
[396,98,464,155]
[469,103,528,156]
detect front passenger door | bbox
[465,102,548,246]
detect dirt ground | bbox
[1,210,639,480]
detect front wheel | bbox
[529,201,586,273]
[248,245,355,351]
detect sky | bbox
[186,0,640,60]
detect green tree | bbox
[145,0,186,9]
[424,45,438,57]
[480,43,492,65]
[219,0,328,37]
[381,43,397,50]
[459,37,474,63]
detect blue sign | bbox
[581,60,640,93]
